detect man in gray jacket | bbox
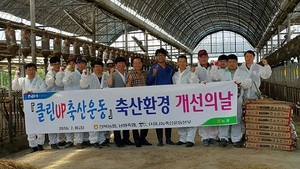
[108,57,134,147]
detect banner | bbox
[23,81,237,134]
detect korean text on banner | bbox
[23,81,237,134]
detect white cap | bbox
[106,59,114,64]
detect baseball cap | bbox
[106,59,114,64]
[198,50,208,57]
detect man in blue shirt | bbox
[147,48,175,146]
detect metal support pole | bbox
[44,57,48,77]
[145,30,148,56]
[266,41,268,55]
[160,40,162,48]
[0,71,3,86]
[22,54,25,77]
[270,36,273,53]
[30,0,36,64]
[287,13,291,42]
[277,25,280,48]
[234,33,237,52]
[91,4,96,42]
[260,49,264,63]
[124,21,128,51]
[222,30,224,53]
[7,57,13,143]
[170,46,173,61]
[210,34,212,53]
[178,49,180,63]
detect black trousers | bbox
[113,130,130,145]
[156,128,172,143]
[132,129,148,144]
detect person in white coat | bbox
[105,59,114,75]
[55,57,76,148]
[211,54,252,148]
[239,50,272,99]
[62,56,89,149]
[102,59,115,144]
[195,50,218,147]
[12,63,46,153]
[173,55,199,147]
[80,60,108,149]
[209,55,228,81]
[45,56,64,149]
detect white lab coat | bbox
[239,63,272,99]
[54,71,65,87]
[52,70,77,143]
[172,67,199,143]
[79,72,108,145]
[45,71,64,92]
[80,72,109,89]
[209,66,226,82]
[62,69,82,91]
[45,71,65,145]
[195,63,210,82]
[12,75,46,148]
[195,63,218,141]
[172,66,199,84]
[216,67,252,143]
[62,69,88,144]
[12,75,46,93]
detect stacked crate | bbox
[243,100,297,151]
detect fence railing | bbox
[0,88,25,143]
[261,61,300,116]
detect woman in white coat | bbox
[12,63,46,153]
[172,55,199,147]
[211,54,252,148]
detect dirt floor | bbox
[2,126,300,169]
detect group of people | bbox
[12,48,272,153]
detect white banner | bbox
[23,81,237,134]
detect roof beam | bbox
[90,0,192,54]
[63,10,93,35]
[0,3,88,11]
[256,0,299,51]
